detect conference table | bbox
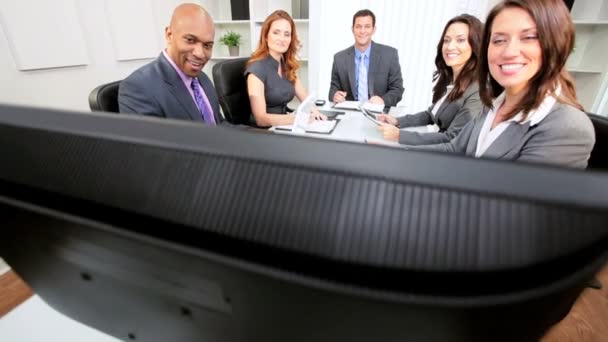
[271,103,431,145]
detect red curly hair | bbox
[247,10,300,83]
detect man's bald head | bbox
[165,3,215,77]
[169,3,212,29]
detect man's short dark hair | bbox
[352,9,375,27]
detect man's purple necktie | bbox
[191,79,216,125]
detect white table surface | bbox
[272,104,434,145]
[0,259,119,342]
[0,295,120,342]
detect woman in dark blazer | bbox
[377,14,483,145]
[413,0,595,168]
[245,10,325,127]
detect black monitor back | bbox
[1,104,608,342]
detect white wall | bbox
[310,0,491,112]
[0,0,194,112]
[0,0,493,113]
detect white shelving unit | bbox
[202,0,310,90]
[567,0,608,115]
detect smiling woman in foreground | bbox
[411,0,595,168]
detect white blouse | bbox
[431,85,454,117]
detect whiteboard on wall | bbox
[105,0,159,61]
[0,0,89,71]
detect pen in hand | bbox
[333,91,348,103]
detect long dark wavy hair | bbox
[247,10,300,83]
[479,0,582,121]
[432,14,484,104]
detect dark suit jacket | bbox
[329,41,404,107]
[118,53,223,123]
[413,102,595,169]
[397,83,481,145]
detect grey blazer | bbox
[398,83,481,145]
[328,41,404,107]
[412,102,595,169]
[118,53,223,124]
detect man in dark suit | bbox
[329,9,404,108]
[119,3,222,124]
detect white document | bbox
[332,101,361,110]
[388,106,410,117]
[292,95,315,133]
[277,94,339,134]
[333,101,384,113]
[362,102,385,113]
[276,120,337,134]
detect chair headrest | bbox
[212,58,253,125]
[587,113,608,171]
[89,81,121,113]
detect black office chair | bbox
[88,80,121,113]
[586,113,608,290]
[587,113,608,171]
[212,58,254,126]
